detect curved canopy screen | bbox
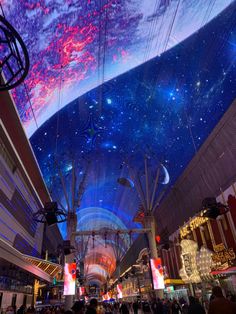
[2,1,235,283]
[1,0,233,136]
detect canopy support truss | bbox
[72,228,151,238]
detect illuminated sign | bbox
[196,246,215,280]
[79,286,85,296]
[150,258,165,290]
[180,216,208,238]
[164,286,174,293]
[64,263,76,296]
[211,243,236,269]
[117,284,123,299]
[102,291,111,301]
[179,240,201,283]
[182,253,193,277]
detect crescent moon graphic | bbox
[161,164,170,185]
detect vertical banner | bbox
[64,263,76,295]
[117,284,123,299]
[79,286,85,296]
[150,258,165,290]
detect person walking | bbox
[152,298,163,314]
[72,301,85,314]
[120,302,129,314]
[132,301,139,314]
[171,299,182,314]
[208,286,236,314]
[17,306,25,314]
[86,299,98,314]
[187,296,205,314]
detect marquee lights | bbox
[179,240,236,282]
[212,243,236,269]
[179,240,201,284]
[180,216,208,239]
[196,246,215,280]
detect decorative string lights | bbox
[196,246,215,281]
[179,239,201,284]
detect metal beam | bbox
[72,228,151,237]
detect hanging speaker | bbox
[63,240,71,255]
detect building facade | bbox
[0,85,62,310]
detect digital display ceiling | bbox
[2,1,235,283]
[2,0,233,136]
[29,1,235,232]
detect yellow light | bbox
[179,240,201,283]
[180,216,208,239]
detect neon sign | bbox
[211,243,235,268]
[180,216,208,239]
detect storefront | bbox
[0,238,62,311]
[168,183,236,298]
[163,281,189,301]
[177,238,236,299]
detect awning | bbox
[24,255,62,278]
[211,266,236,276]
[0,237,60,282]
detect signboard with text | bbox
[211,243,235,270]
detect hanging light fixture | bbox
[0,15,29,90]
[33,201,67,226]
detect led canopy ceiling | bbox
[3,1,235,284]
[1,0,233,136]
[75,208,129,284]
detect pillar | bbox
[33,279,40,306]
[65,213,77,310]
[144,215,164,299]
[64,253,75,310]
[144,215,157,258]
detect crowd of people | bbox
[72,286,236,314]
[4,286,236,314]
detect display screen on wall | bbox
[79,286,85,296]
[150,258,165,290]
[64,263,76,295]
[117,284,123,299]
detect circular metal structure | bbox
[0,15,29,91]
[33,202,67,226]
